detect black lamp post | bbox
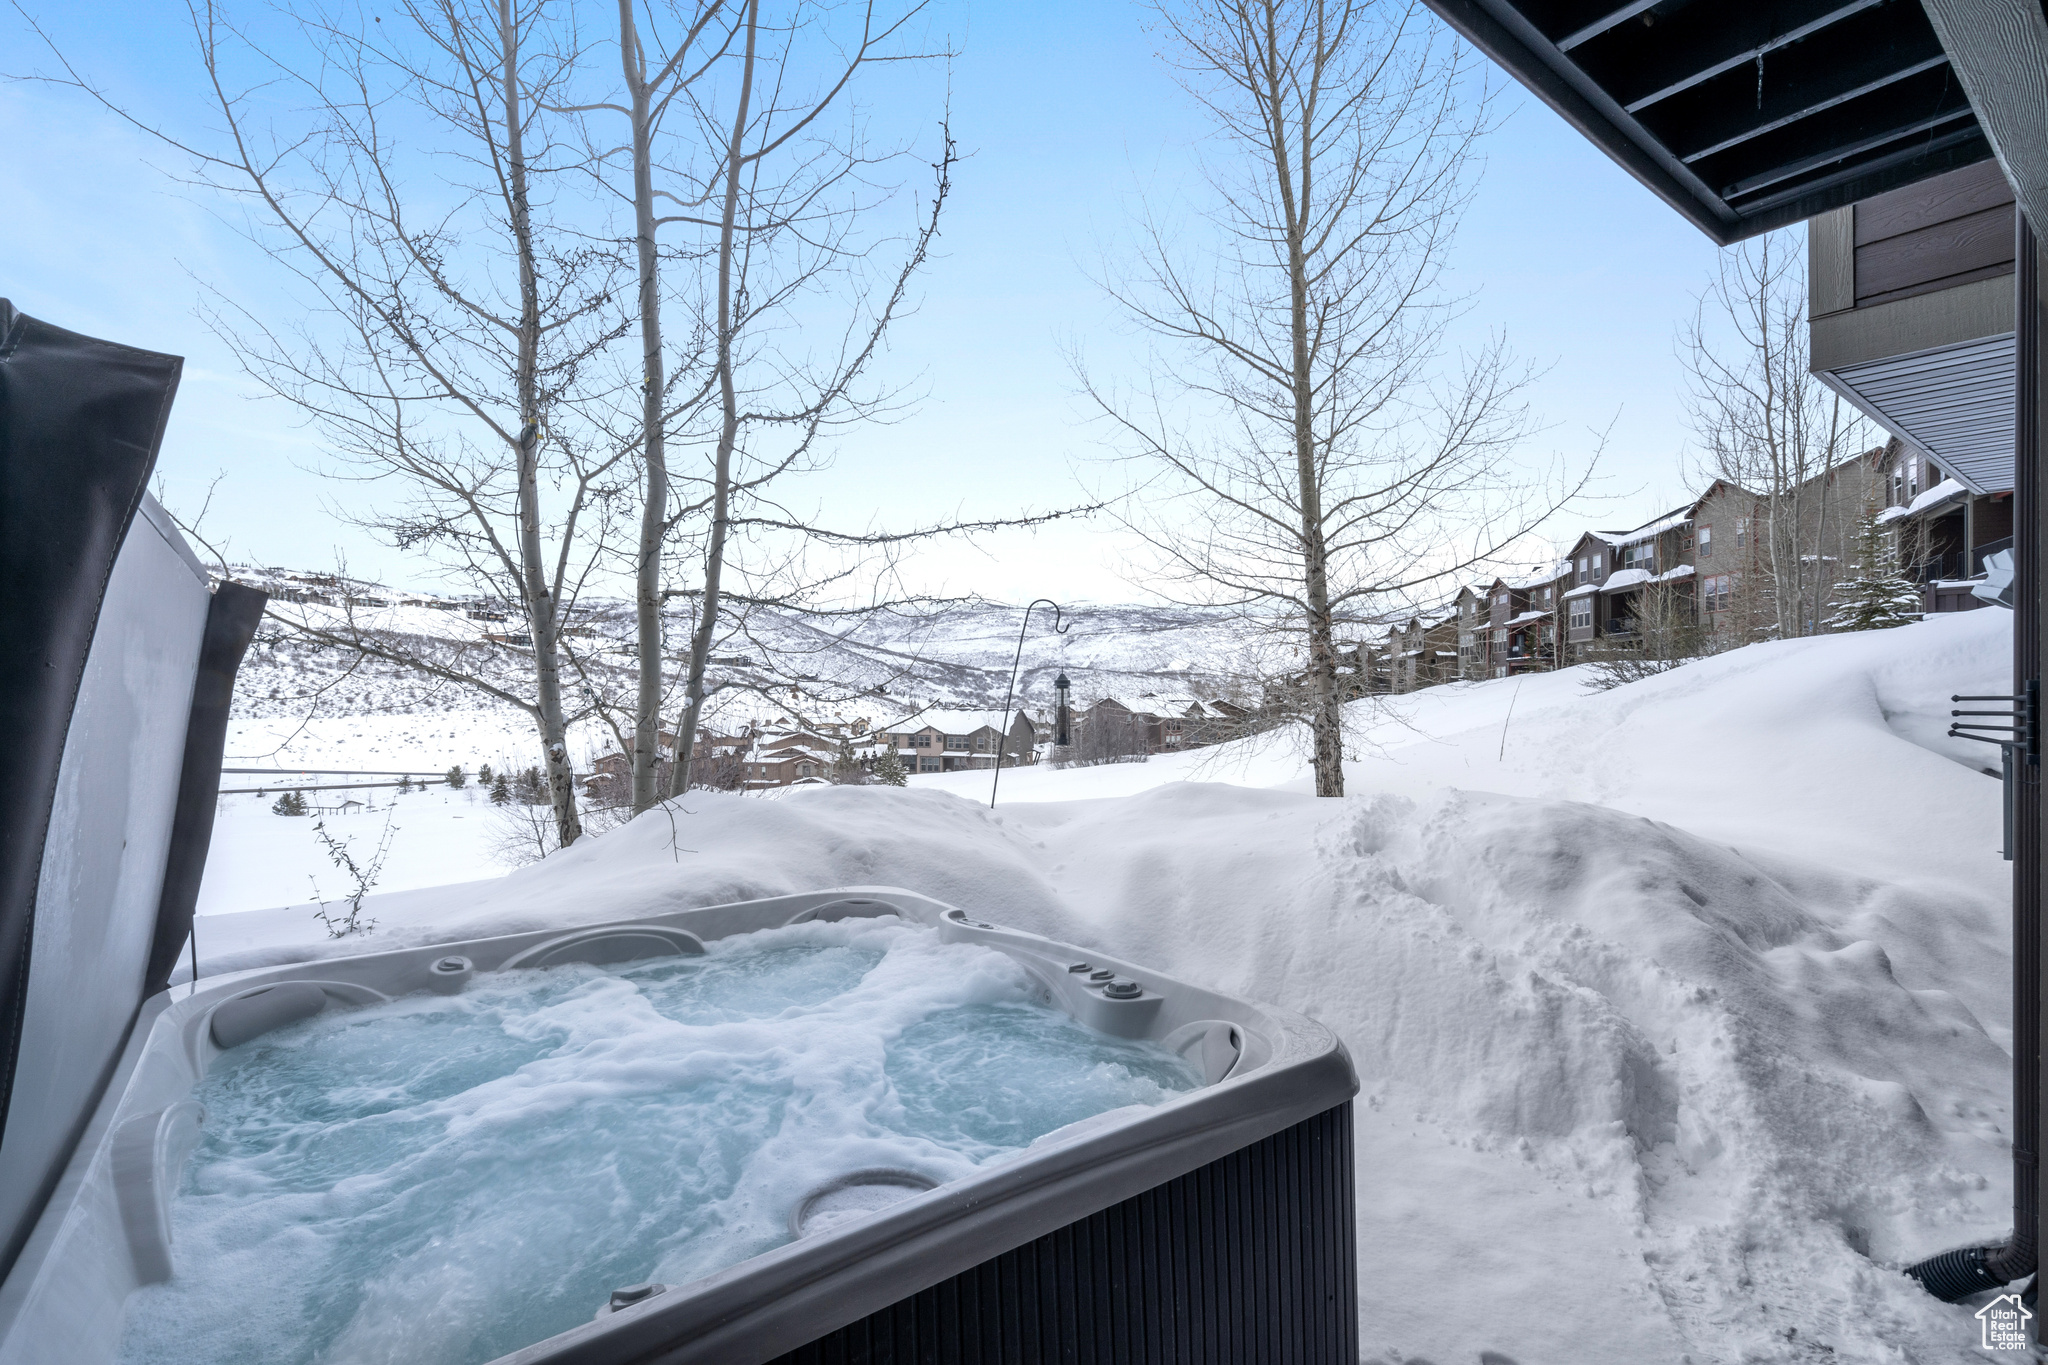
[991,601,1068,808]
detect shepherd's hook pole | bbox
[992,600,1068,808]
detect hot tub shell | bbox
[0,888,1357,1365]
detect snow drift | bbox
[189,610,2019,1363]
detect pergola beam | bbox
[1417,0,1996,241]
[1677,57,1950,164]
[1555,0,1660,52]
[1616,0,1886,112]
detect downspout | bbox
[1908,210,2042,1307]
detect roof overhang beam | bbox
[1419,0,1997,243]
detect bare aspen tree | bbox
[556,1,730,812]
[649,0,955,798]
[1582,579,1711,690]
[548,0,1023,805]
[1681,235,1876,640]
[1087,0,1568,798]
[21,0,629,848]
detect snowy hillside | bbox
[191,610,2019,1363]
[226,578,1267,771]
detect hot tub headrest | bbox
[208,982,329,1051]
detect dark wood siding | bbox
[1853,160,2014,308]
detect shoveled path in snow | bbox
[190,612,2020,1363]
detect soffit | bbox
[1826,332,2017,492]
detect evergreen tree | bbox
[515,765,546,804]
[490,773,512,805]
[478,763,495,786]
[271,790,308,816]
[871,749,908,787]
[446,765,467,789]
[1829,506,1923,632]
[396,774,412,793]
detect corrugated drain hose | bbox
[1906,1232,2034,1302]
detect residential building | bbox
[870,710,1037,774]
[1454,586,1489,680]
[1480,563,1571,676]
[1874,439,2013,615]
[741,733,837,790]
[583,729,754,799]
[1143,695,1236,749]
[1557,508,1695,660]
[1391,611,1458,692]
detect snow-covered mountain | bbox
[225,566,1277,768]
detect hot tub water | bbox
[114,917,1198,1365]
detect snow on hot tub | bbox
[0,889,1358,1365]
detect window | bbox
[1735,519,1748,549]
[944,736,969,751]
[1698,524,1713,559]
[1569,602,1592,631]
[1592,553,1604,573]
[919,758,940,772]
[1704,575,1732,612]
[1622,541,1654,571]
[913,733,932,747]
[1495,592,1508,609]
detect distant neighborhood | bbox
[581,692,1267,795]
[1359,436,2002,693]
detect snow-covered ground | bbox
[190,610,2020,1363]
[224,708,567,774]
[200,788,509,920]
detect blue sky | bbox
[1,0,1745,605]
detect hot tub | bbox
[0,888,1357,1365]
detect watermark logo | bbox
[1977,1292,2032,1352]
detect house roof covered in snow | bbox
[1137,694,1212,716]
[881,709,1015,735]
[1597,568,1654,593]
[1619,510,1694,544]
[1505,561,1571,590]
[760,738,835,757]
[1876,477,1967,524]
[1582,507,1693,550]
[1596,564,1695,595]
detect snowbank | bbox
[188,611,2021,1362]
